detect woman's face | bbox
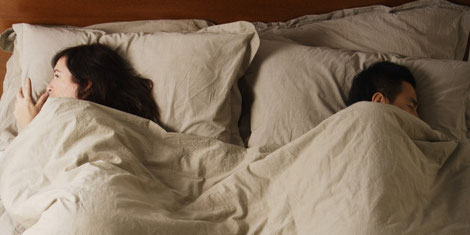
[47,56,78,98]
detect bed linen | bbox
[0,98,467,234]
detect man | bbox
[346,61,419,117]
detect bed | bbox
[0,0,469,234]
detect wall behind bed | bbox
[0,0,469,95]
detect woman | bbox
[14,44,159,132]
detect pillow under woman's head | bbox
[0,19,215,150]
[0,21,259,150]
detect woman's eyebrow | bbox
[53,69,61,73]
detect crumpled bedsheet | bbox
[0,98,468,235]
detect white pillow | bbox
[0,22,259,150]
[0,19,214,150]
[251,0,470,143]
[255,0,470,60]
[242,40,470,151]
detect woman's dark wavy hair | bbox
[52,44,159,122]
[346,61,416,106]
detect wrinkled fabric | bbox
[0,98,467,235]
[254,0,470,61]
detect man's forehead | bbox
[401,81,418,100]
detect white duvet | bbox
[0,98,468,234]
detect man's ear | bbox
[371,92,389,104]
[84,81,92,91]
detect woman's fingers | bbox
[17,77,48,108]
[17,86,24,99]
[35,92,49,110]
[14,78,47,133]
[24,77,32,101]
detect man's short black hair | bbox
[346,61,416,106]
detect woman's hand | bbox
[14,78,49,133]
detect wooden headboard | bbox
[0,0,469,95]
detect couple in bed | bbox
[14,43,419,133]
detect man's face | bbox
[391,81,418,117]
